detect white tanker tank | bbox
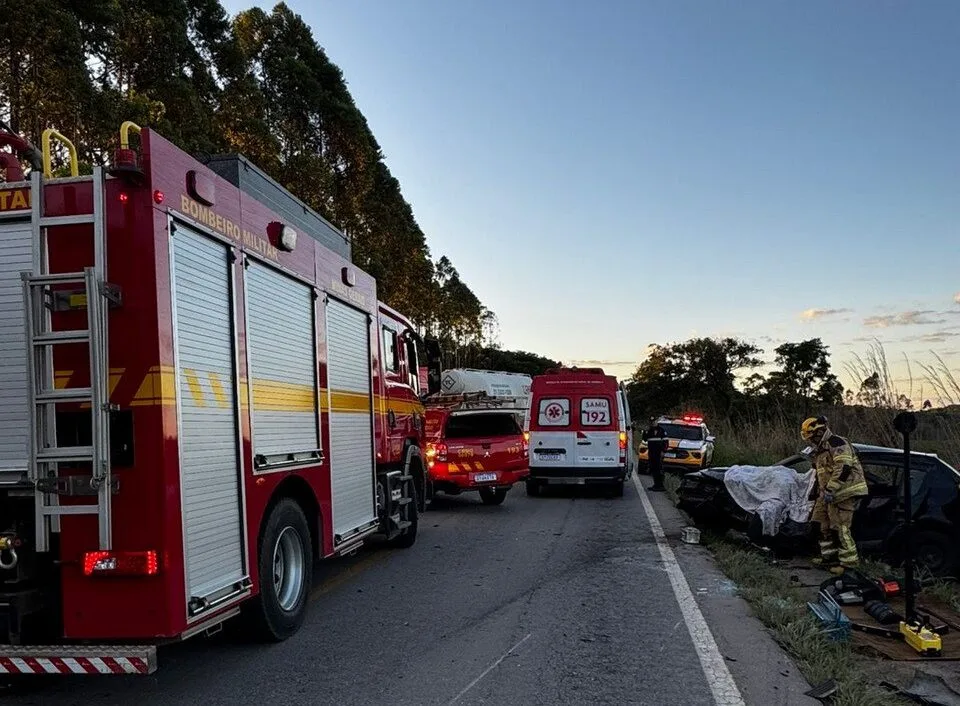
[439,368,532,407]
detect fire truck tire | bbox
[247,498,313,642]
[479,487,508,505]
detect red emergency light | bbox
[681,413,703,424]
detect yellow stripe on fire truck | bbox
[53,369,124,408]
[56,367,424,417]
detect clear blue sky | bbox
[223,0,960,393]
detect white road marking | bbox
[448,633,533,704]
[632,474,746,706]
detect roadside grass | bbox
[702,532,912,706]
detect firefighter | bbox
[801,416,869,575]
[643,420,667,492]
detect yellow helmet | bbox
[800,416,828,441]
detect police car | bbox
[638,414,715,471]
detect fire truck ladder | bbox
[22,162,114,552]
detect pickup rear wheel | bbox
[247,498,312,642]
[479,487,508,506]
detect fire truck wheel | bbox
[479,487,508,506]
[248,498,313,642]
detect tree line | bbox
[0,0,489,352]
[626,336,849,423]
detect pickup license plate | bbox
[473,472,498,483]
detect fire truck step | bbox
[0,644,157,675]
[41,504,99,516]
[26,272,87,286]
[37,445,94,462]
[38,214,96,228]
[32,330,90,345]
[398,497,413,507]
[398,474,413,482]
[36,387,92,402]
[396,520,412,531]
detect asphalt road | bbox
[8,484,733,706]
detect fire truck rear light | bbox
[153,190,165,204]
[83,550,159,577]
[118,192,129,203]
[523,431,530,443]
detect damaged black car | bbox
[676,444,960,577]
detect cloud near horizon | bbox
[863,310,947,328]
[955,292,960,305]
[800,307,852,321]
[903,330,960,344]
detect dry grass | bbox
[705,342,960,468]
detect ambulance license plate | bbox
[538,453,563,461]
[473,472,498,483]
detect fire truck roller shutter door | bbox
[0,220,32,473]
[245,261,320,466]
[325,298,376,538]
[170,224,246,607]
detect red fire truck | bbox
[0,122,438,674]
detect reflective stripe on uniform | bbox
[837,524,859,566]
[832,481,868,502]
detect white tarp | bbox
[723,465,817,536]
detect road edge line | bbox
[632,474,746,706]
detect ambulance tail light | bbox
[83,550,159,577]
[618,432,627,451]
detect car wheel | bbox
[479,487,508,505]
[246,498,312,642]
[911,529,956,577]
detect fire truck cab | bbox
[0,122,435,674]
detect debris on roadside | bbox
[885,669,960,706]
[804,678,839,701]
